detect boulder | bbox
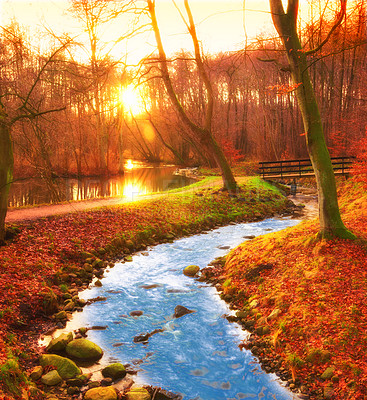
[66,339,103,361]
[173,305,195,319]
[41,370,62,386]
[84,387,118,400]
[183,265,200,277]
[46,332,73,353]
[102,363,126,380]
[267,308,281,321]
[126,387,151,400]
[321,366,335,380]
[39,354,81,379]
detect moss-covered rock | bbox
[39,354,81,379]
[126,387,151,400]
[101,363,126,380]
[46,332,73,353]
[29,365,43,381]
[66,339,103,361]
[84,387,118,400]
[41,370,62,386]
[183,265,200,277]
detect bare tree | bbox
[146,0,237,190]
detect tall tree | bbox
[269,0,355,239]
[146,0,238,191]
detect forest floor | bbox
[217,178,367,400]
[1,174,366,400]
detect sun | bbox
[119,85,145,116]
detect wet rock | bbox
[29,365,43,381]
[102,363,126,380]
[217,245,230,250]
[139,284,162,289]
[46,332,73,353]
[39,354,81,379]
[41,370,62,386]
[154,388,183,400]
[173,305,195,318]
[126,387,151,400]
[133,333,150,343]
[243,235,256,239]
[130,310,144,317]
[183,265,200,277]
[95,280,103,287]
[66,339,103,362]
[101,377,113,386]
[84,386,118,400]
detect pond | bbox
[8,162,194,207]
[62,217,301,400]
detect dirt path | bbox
[290,187,319,220]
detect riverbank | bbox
[212,178,367,400]
[0,176,292,399]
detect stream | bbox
[60,217,301,400]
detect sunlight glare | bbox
[125,159,134,170]
[119,85,145,116]
[123,183,147,201]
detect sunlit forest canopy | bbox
[0,0,365,177]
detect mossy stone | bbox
[321,366,335,380]
[183,265,200,277]
[126,387,151,400]
[66,339,103,361]
[84,387,117,400]
[29,365,43,381]
[39,354,81,379]
[101,363,126,380]
[41,370,62,386]
[46,332,73,353]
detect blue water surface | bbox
[76,218,301,400]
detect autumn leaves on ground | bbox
[0,175,366,400]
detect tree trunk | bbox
[0,116,13,243]
[147,0,237,191]
[269,0,354,239]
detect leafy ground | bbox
[222,179,367,400]
[0,176,288,399]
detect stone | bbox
[39,354,81,379]
[46,332,73,353]
[41,370,62,386]
[66,339,103,361]
[64,301,75,311]
[323,384,334,399]
[173,305,195,319]
[84,387,118,400]
[126,387,151,400]
[95,280,103,287]
[101,363,126,380]
[183,265,200,277]
[29,365,43,381]
[130,310,144,317]
[321,366,335,380]
[54,311,67,320]
[267,308,281,321]
[67,386,80,395]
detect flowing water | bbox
[63,218,301,400]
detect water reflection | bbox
[8,166,193,207]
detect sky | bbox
[0,0,277,64]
